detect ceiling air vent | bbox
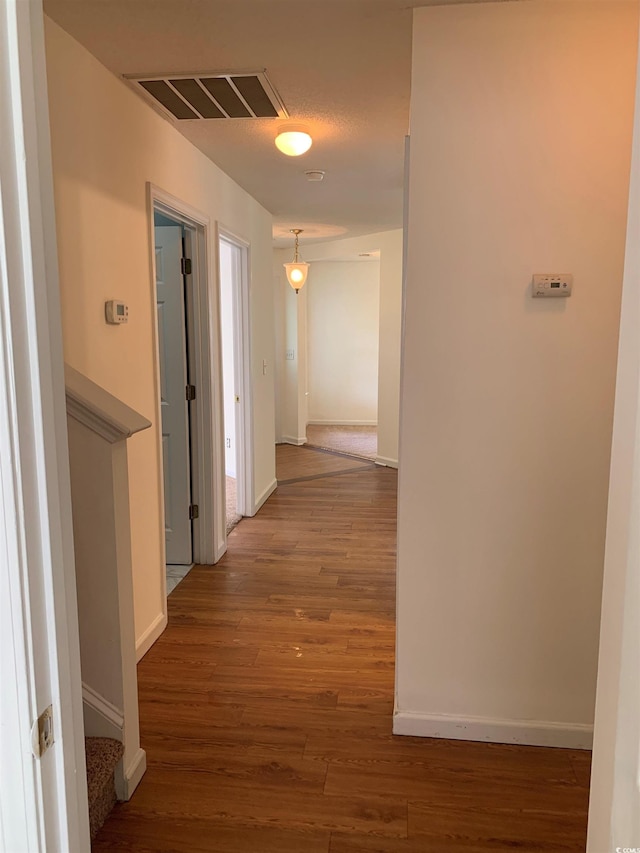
[124,71,288,122]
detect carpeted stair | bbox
[85,737,123,840]
[226,475,242,533]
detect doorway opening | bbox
[304,253,381,461]
[154,210,195,591]
[149,184,228,598]
[218,231,253,532]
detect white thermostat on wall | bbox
[105,299,129,324]
[532,274,573,298]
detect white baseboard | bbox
[307,420,378,427]
[253,478,277,514]
[115,747,147,801]
[393,710,593,750]
[281,435,307,446]
[136,609,167,662]
[375,455,398,469]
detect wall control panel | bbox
[105,300,129,324]
[532,274,573,298]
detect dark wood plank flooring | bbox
[94,453,590,852]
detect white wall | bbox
[307,260,380,425]
[396,1,638,746]
[45,18,276,651]
[274,229,402,464]
[588,13,640,849]
[274,257,309,445]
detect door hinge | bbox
[181,257,192,276]
[186,384,196,401]
[189,504,199,520]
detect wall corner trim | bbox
[135,610,167,662]
[281,435,307,446]
[120,748,146,801]
[252,478,278,516]
[375,455,398,469]
[115,747,147,801]
[392,710,593,750]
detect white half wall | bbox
[274,229,402,463]
[397,1,638,743]
[307,260,380,424]
[44,18,276,650]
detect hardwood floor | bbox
[276,443,374,483]
[94,455,590,852]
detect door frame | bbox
[0,0,89,848]
[154,219,193,566]
[218,228,255,516]
[148,184,227,572]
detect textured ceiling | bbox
[43,0,517,245]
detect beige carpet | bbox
[85,737,123,839]
[226,476,242,533]
[305,424,377,460]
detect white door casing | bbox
[219,230,254,517]
[0,0,89,849]
[220,238,238,480]
[155,224,192,566]
[149,185,227,565]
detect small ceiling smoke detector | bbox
[304,170,325,182]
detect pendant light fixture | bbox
[284,229,309,293]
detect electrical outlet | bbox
[226,438,231,448]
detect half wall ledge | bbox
[65,364,151,442]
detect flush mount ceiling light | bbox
[275,124,312,156]
[284,229,309,293]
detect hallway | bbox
[93,463,590,852]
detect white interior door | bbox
[155,223,193,565]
